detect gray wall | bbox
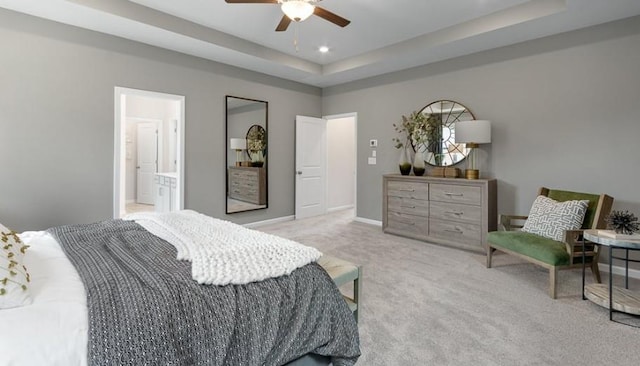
[0,9,321,231]
[2,6,640,239]
[323,16,640,223]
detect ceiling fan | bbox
[225,0,351,32]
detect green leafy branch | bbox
[392,111,439,149]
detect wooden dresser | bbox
[228,166,266,205]
[383,174,497,253]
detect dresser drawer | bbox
[228,167,266,205]
[387,211,429,237]
[388,196,429,217]
[387,181,429,200]
[429,184,481,206]
[429,218,482,247]
[230,170,258,181]
[429,201,481,223]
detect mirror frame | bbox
[413,100,476,167]
[225,95,268,214]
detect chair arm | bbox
[563,229,598,263]
[563,229,584,250]
[499,214,528,231]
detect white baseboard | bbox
[353,216,382,227]
[244,215,295,229]
[126,199,135,204]
[327,204,354,212]
[598,263,640,280]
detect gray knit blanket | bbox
[48,220,360,366]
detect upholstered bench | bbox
[317,255,362,323]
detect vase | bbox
[398,147,411,175]
[413,151,425,176]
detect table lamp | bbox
[229,138,246,167]
[454,120,491,179]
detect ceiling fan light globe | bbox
[281,1,315,22]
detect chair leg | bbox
[591,261,602,283]
[486,246,494,268]
[549,267,558,299]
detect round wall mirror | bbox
[413,100,475,166]
[245,124,266,164]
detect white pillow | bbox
[522,196,589,242]
[1,223,32,309]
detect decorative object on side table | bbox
[398,146,412,175]
[393,111,430,175]
[412,151,425,176]
[444,167,461,178]
[229,138,247,167]
[428,166,446,177]
[454,120,491,179]
[599,210,640,239]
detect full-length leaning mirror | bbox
[225,96,268,214]
[414,100,476,166]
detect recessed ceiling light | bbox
[319,46,330,53]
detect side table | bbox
[582,230,640,325]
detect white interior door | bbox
[295,115,327,219]
[137,122,158,205]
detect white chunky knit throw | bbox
[124,210,322,285]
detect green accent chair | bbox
[486,187,614,299]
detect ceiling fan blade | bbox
[275,14,292,32]
[313,6,350,27]
[225,0,278,3]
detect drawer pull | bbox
[445,211,464,216]
[401,205,416,209]
[399,188,415,192]
[444,192,464,197]
[444,228,463,234]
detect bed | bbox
[0,210,360,365]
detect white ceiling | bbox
[2,0,640,87]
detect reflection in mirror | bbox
[225,96,268,214]
[414,100,475,167]
[245,124,266,167]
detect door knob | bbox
[297,171,302,175]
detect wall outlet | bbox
[368,157,376,165]
[369,139,377,147]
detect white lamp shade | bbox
[455,120,491,144]
[281,1,315,22]
[230,138,246,150]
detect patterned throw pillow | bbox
[1,223,32,309]
[522,196,589,242]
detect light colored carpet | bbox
[259,209,640,365]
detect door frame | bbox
[322,112,358,217]
[114,87,185,218]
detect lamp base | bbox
[465,169,479,180]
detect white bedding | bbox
[125,210,322,285]
[1,230,88,366]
